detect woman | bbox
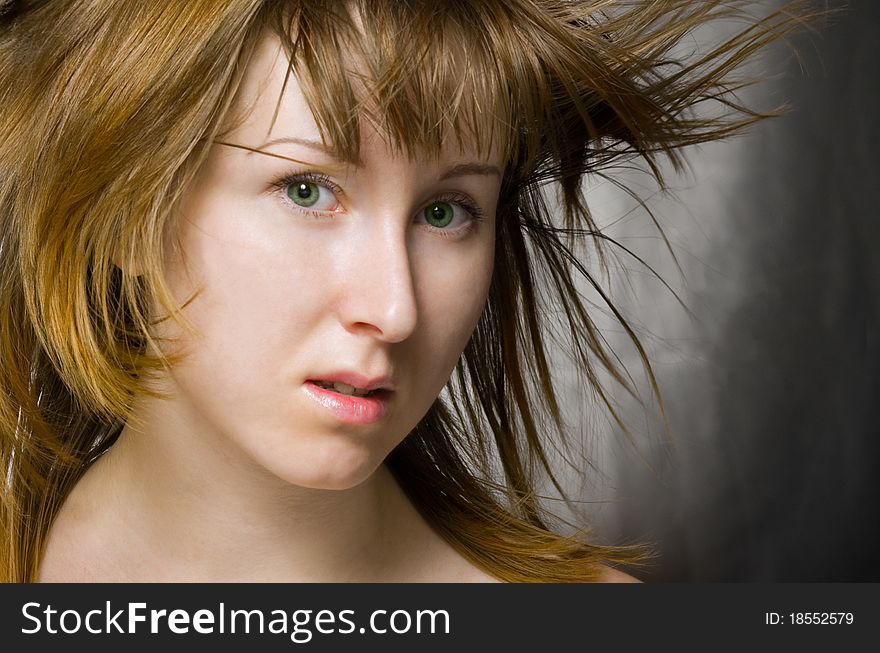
[0,0,808,582]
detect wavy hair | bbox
[0,0,813,582]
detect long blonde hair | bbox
[0,0,812,582]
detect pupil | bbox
[427,203,453,227]
[288,181,319,207]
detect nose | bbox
[338,223,418,343]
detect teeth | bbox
[314,380,374,397]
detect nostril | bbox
[339,232,419,342]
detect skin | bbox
[39,32,502,582]
[38,32,639,583]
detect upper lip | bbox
[308,372,396,392]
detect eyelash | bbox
[271,171,343,210]
[270,171,486,237]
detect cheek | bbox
[412,235,495,380]
[155,210,327,402]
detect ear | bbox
[111,248,143,277]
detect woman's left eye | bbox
[285,180,339,211]
[419,199,483,233]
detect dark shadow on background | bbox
[617,0,879,581]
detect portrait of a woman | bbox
[0,0,815,582]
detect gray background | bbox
[565,1,877,581]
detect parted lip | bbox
[307,371,395,393]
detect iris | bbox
[424,202,454,228]
[288,182,320,207]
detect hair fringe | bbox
[1,0,826,582]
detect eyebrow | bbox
[255,136,334,155]
[438,162,502,180]
[229,136,360,168]
[240,137,502,179]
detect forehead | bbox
[223,29,507,167]
[226,34,326,154]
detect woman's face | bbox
[155,34,502,490]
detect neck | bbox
[57,394,432,582]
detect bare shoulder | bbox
[424,539,641,583]
[437,562,644,583]
[37,467,129,582]
[417,528,641,583]
[596,565,642,583]
[37,509,98,582]
[422,542,503,582]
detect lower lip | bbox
[302,381,391,425]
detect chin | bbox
[263,438,385,491]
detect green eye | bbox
[288,182,320,207]
[424,202,454,228]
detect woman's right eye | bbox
[285,179,340,212]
